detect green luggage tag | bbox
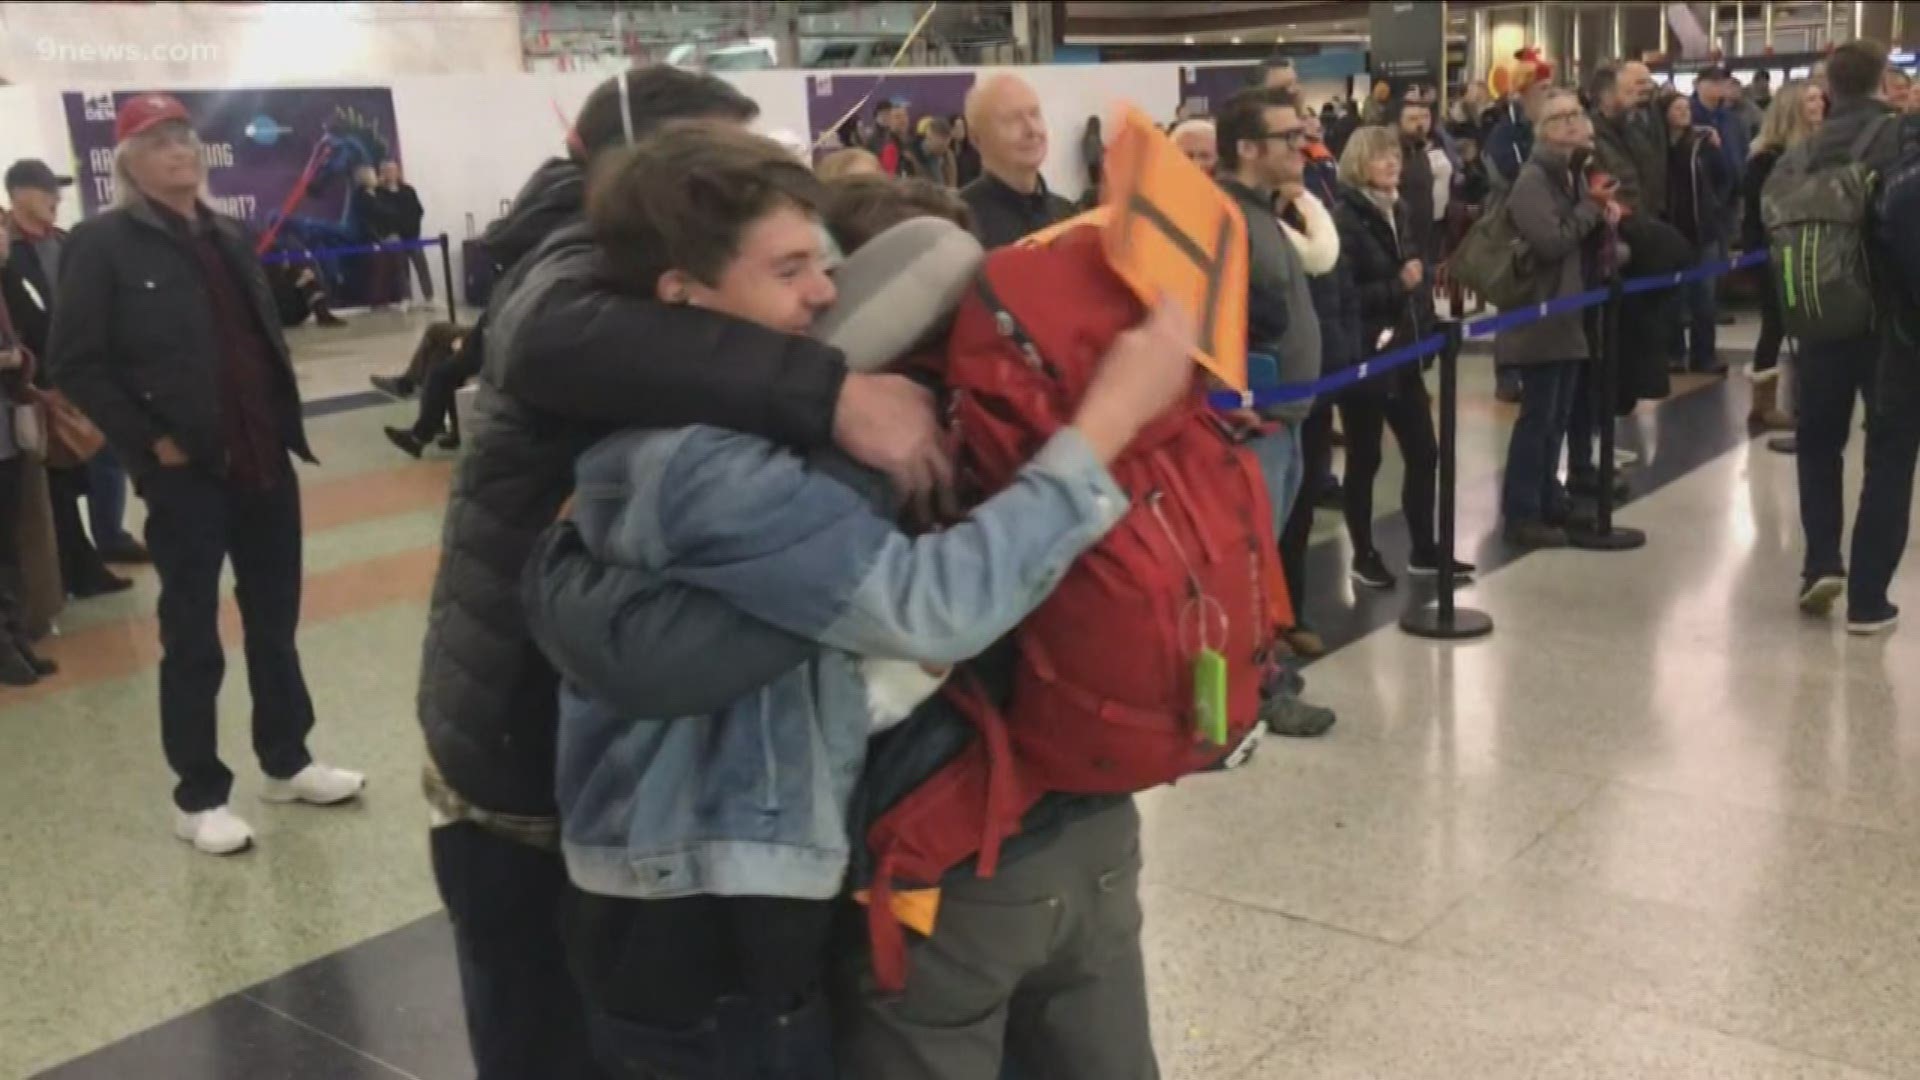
[1160,494,1234,748]
[1193,646,1229,746]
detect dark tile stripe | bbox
[303,390,393,420]
[33,993,422,1080]
[38,376,1759,1080]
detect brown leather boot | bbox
[1750,377,1793,431]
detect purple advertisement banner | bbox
[63,87,401,249]
[1178,65,1260,119]
[805,72,976,149]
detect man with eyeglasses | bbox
[50,93,363,856]
[1495,88,1620,549]
[1212,86,1338,739]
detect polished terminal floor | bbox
[9,310,1920,1079]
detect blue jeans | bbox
[1502,361,1580,524]
[1247,422,1304,537]
[1682,240,1725,371]
[87,449,134,546]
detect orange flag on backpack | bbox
[1100,105,1250,391]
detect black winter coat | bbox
[349,183,398,240]
[1664,129,1734,247]
[49,200,314,479]
[1741,146,1782,251]
[1400,133,1439,263]
[1,234,54,364]
[1283,200,1363,373]
[416,158,852,818]
[1333,184,1427,360]
[379,183,426,241]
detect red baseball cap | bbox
[114,93,192,144]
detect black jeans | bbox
[1795,338,1920,610]
[1753,274,1785,376]
[48,465,110,592]
[563,889,837,1080]
[412,330,483,440]
[142,464,314,811]
[1338,371,1439,562]
[1280,404,1335,611]
[431,822,608,1080]
[0,456,24,632]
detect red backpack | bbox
[862,224,1289,991]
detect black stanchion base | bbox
[1400,604,1495,640]
[1567,524,1648,551]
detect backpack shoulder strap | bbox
[1854,113,1897,167]
[971,272,1058,380]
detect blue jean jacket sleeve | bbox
[524,521,814,719]
[634,426,1127,665]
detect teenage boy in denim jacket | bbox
[526,125,1193,1079]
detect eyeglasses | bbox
[1542,110,1586,125]
[1259,128,1310,147]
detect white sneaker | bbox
[261,763,366,806]
[175,805,255,855]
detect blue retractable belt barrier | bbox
[261,237,443,264]
[1620,248,1769,296]
[1463,287,1612,338]
[1208,249,1769,411]
[1207,332,1449,410]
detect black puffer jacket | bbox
[1332,184,1427,362]
[1282,200,1363,374]
[417,157,851,818]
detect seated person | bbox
[376,322,476,457]
[264,240,345,328]
[370,321,465,400]
[525,126,1192,1078]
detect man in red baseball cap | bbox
[49,91,363,857]
[112,92,191,143]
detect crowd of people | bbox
[0,155,152,688]
[3,35,1919,1080]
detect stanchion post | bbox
[439,233,459,326]
[1569,272,1647,551]
[1401,320,1494,641]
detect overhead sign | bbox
[1099,106,1249,390]
[1369,0,1447,90]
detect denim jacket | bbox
[537,424,1125,902]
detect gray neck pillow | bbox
[811,216,985,372]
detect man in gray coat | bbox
[1213,85,1336,739]
[1494,88,1619,549]
[1587,61,1667,218]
